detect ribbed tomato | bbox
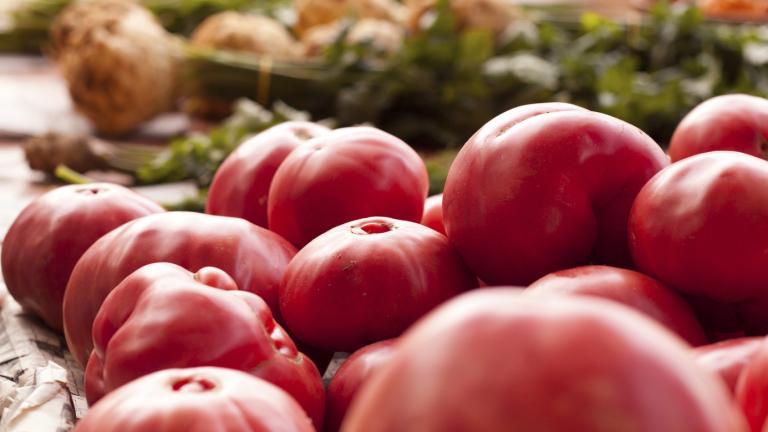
[63,212,296,366]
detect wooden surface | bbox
[0,144,48,243]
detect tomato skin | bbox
[268,126,429,248]
[629,151,768,335]
[527,265,706,346]
[63,211,296,366]
[343,290,747,432]
[0,183,163,331]
[443,104,668,286]
[325,340,397,432]
[694,337,763,394]
[737,339,768,432]
[85,263,324,428]
[420,194,445,235]
[74,367,315,432]
[206,121,330,227]
[669,94,768,162]
[279,217,477,352]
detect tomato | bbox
[527,265,706,346]
[343,290,746,432]
[84,262,324,427]
[325,339,397,432]
[669,94,768,162]
[206,121,330,227]
[268,126,429,247]
[629,151,768,336]
[0,183,163,331]
[74,367,314,432]
[737,339,768,431]
[420,194,445,235]
[63,211,296,366]
[280,217,476,352]
[694,337,763,394]
[443,103,668,285]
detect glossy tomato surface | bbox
[737,339,768,431]
[206,121,330,227]
[443,103,668,285]
[325,339,397,432]
[420,194,445,235]
[629,151,768,335]
[527,265,706,346]
[343,290,746,432]
[280,217,476,352]
[75,367,314,432]
[268,126,429,247]
[63,211,296,366]
[695,337,763,394]
[669,94,768,162]
[1,183,163,330]
[85,263,324,428]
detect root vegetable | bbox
[50,0,181,135]
[190,11,301,61]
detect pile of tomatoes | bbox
[4,94,768,431]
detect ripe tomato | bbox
[343,290,746,432]
[325,339,397,432]
[695,337,763,394]
[669,94,768,162]
[280,217,476,352]
[206,121,330,227]
[420,194,445,235]
[444,103,668,285]
[527,265,706,346]
[268,126,429,247]
[629,151,768,335]
[74,367,314,432]
[736,339,768,431]
[63,211,296,366]
[1,183,163,331]
[85,263,324,428]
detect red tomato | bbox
[206,121,330,227]
[629,151,768,335]
[85,263,325,428]
[268,126,429,247]
[669,94,768,162]
[527,265,706,346]
[343,290,747,432]
[325,339,397,432]
[443,103,668,285]
[0,183,163,331]
[694,337,762,394]
[420,194,445,235]
[737,339,768,431]
[279,217,476,352]
[74,367,314,432]
[63,211,296,366]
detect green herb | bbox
[539,3,768,141]
[160,188,208,211]
[54,164,94,184]
[136,99,309,186]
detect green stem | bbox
[55,165,94,184]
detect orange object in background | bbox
[698,0,768,20]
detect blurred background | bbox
[1,0,767,210]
